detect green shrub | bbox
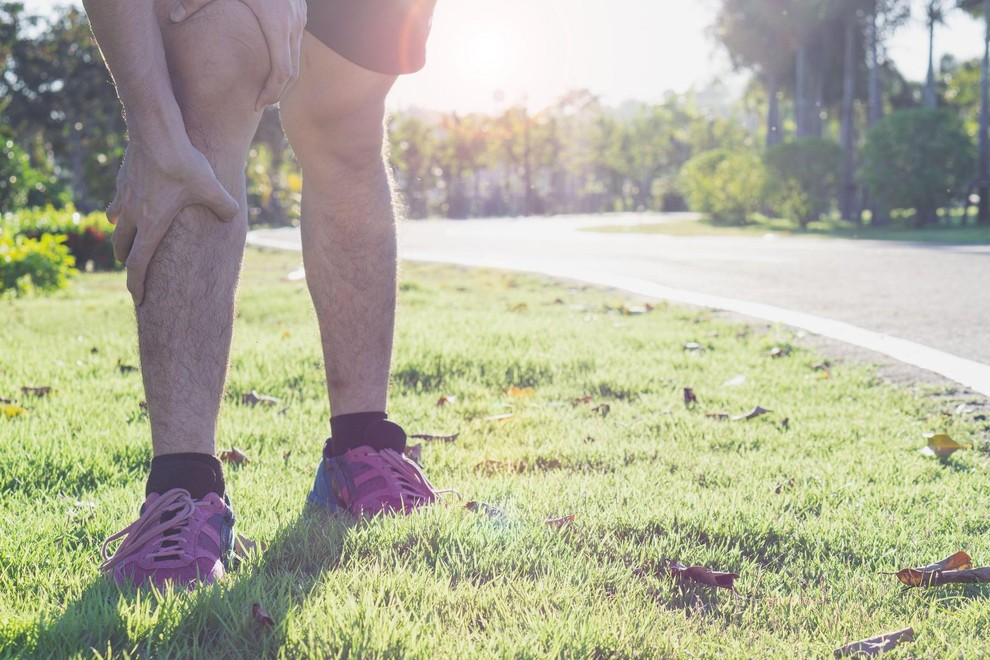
[679,149,766,225]
[860,108,976,226]
[764,138,842,228]
[0,233,76,297]
[0,205,118,271]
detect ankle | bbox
[146,453,225,500]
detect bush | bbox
[0,205,118,271]
[0,233,76,297]
[860,108,976,226]
[764,138,842,228]
[0,139,69,212]
[679,149,766,225]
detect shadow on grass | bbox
[21,509,357,657]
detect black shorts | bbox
[305,0,437,75]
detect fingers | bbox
[170,0,213,22]
[111,220,137,264]
[106,196,120,226]
[124,219,172,306]
[255,22,298,110]
[200,178,240,222]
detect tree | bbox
[959,0,990,222]
[924,1,946,108]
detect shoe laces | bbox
[99,489,202,574]
[377,449,461,504]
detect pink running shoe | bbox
[100,488,235,589]
[311,446,451,516]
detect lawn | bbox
[585,213,990,245]
[2,248,989,657]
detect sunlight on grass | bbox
[2,249,989,656]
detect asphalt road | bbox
[248,213,990,393]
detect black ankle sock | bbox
[328,412,405,456]
[146,453,225,500]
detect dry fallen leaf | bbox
[732,406,771,421]
[242,390,279,407]
[436,395,456,407]
[233,534,267,561]
[705,412,731,421]
[683,387,698,407]
[2,403,27,418]
[663,559,738,591]
[774,477,796,494]
[410,432,459,443]
[20,386,51,397]
[117,360,138,374]
[683,342,704,353]
[506,386,535,398]
[465,501,504,518]
[404,443,423,464]
[508,303,529,313]
[883,550,975,587]
[834,627,914,657]
[592,403,611,417]
[251,602,275,628]
[0,396,11,404]
[546,514,575,530]
[572,395,593,406]
[621,303,653,316]
[919,433,970,459]
[768,346,792,359]
[218,448,251,465]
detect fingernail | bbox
[170,6,187,22]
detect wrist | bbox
[121,82,187,143]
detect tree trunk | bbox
[868,4,884,126]
[840,10,859,222]
[923,7,938,109]
[796,43,808,138]
[766,73,782,148]
[979,0,990,224]
[68,123,89,211]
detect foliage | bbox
[764,138,843,227]
[679,149,767,225]
[0,232,75,296]
[1,205,117,270]
[0,137,68,211]
[860,108,976,225]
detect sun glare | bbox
[465,30,511,75]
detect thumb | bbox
[170,0,213,22]
[198,176,240,222]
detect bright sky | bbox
[22,0,989,114]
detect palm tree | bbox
[960,0,990,223]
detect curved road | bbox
[248,213,990,396]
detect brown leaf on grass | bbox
[410,432,459,443]
[546,514,575,530]
[0,396,11,404]
[506,386,534,398]
[116,360,138,374]
[683,387,698,407]
[919,433,970,459]
[813,360,832,371]
[571,395,593,406]
[767,346,792,359]
[242,390,279,407]
[20,386,51,397]
[883,551,975,587]
[483,413,515,422]
[621,303,653,316]
[404,443,422,464]
[465,501,504,518]
[474,459,527,475]
[705,412,731,421]
[683,342,704,353]
[592,403,611,417]
[774,477,796,494]
[508,303,529,313]
[251,602,275,628]
[834,627,914,657]
[732,406,771,421]
[2,403,27,418]
[436,395,456,407]
[233,534,267,561]
[218,448,251,465]
[663,559,738,591]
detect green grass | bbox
[2,248,990,657]
[586,213,990,244]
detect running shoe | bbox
[100,488,235,589]
[309,445,448,516]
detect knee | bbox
[158,0,269,121]
[282,83,391,176]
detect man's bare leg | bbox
[138,0,267,480]
[280,35,401,453]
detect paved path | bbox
[248,213,990,396]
